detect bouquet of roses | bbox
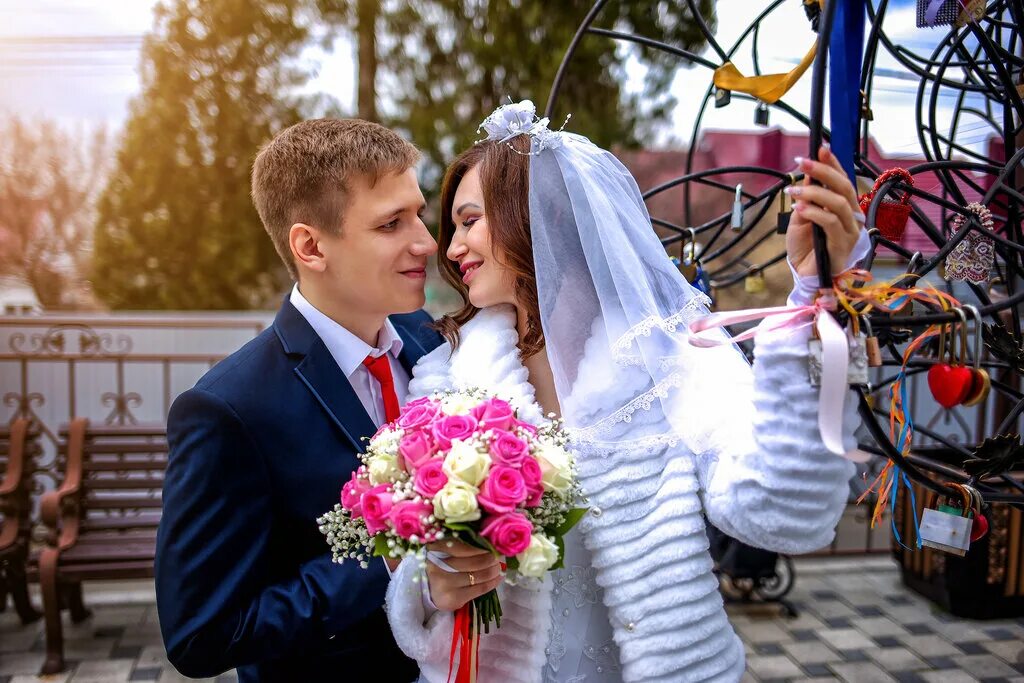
[317,388,585,678]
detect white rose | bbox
[443,439,491,487]
[536,442,573,494]
[433,480,481,523]
[367,453,402,485]
[441,394,477,416]
[516,534,559,578]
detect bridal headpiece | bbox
[476,99,570,154]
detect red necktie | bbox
[362,354,401,424]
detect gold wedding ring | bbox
[469,573,476,586]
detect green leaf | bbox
[553,507,589,537]
[445,523,498,556]
[550,534,566,571]
[372,534,390,558]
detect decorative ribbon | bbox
[448,603,477,683]
[712,1,822,105]
[713,48,817,106]
[857,323,940,548]
[688,291,849,457]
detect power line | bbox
[0,35,144,50]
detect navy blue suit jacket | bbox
[155,298,443,682]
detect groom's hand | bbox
[425,540,503,612]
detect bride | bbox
[386,100,869,683]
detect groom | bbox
[155,119,441,682]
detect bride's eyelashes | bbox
[461,217,479,229]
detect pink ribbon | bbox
[687,293,850,457]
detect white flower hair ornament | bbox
[476,98,572,155]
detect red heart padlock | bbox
[970,513,989,542]
[927,363,974,409]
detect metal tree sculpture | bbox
[546,0,1024,511]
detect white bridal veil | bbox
[477,100,752,459]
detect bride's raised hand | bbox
[785,144,863,279]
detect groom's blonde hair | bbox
[251,118,420,279]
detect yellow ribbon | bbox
[712,0,823,105]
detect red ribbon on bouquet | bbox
[448,603,479,683]
[687,290,850,457]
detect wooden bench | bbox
[37,418,167,675]
[0,418,43,624]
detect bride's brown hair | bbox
[433,136,544,358]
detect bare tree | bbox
[0,117,111,310]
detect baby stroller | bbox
[706,522,798,617]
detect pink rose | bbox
[360,484,395,535]
[413,459,448,498]
[481,512,533,557]
[520,457,544,508]
[399,430,437,471]
[389,500,434,540]
[474,398,514,431]
[400,396,434,415]
[513,419,538,439]
[477,465,527,514]
[397,400,441,432]
[488,430,529,468]
[340,469,372,518]
[432,414,478,450]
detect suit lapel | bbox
[274,297,377,454]
[293,343,377,454]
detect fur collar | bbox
[407,305,545,426]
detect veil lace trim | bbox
[611,294,712,364]
[571,370,688,444]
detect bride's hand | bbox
[425,539,503,612]
[785,144,863,278]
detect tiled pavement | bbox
[729,556,1024,683]
[1,556,1022,682]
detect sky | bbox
[0,0,994,158]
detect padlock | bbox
[715,87,731,108]
[963,483,989,542]
[919,484,973,556]
[776,181,793,234]
[863,316,883,367]
[744,269,765,293]
[847,329,870,386]
[678,228,699,283]
[926,317,973,409]
[860,89,873,121]
[731,184,744,231]
[755,103,769,127]
[807,327,871,386]
[962,305,990,407]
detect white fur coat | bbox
[386,304,859,682]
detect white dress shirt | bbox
[289,284,410,425]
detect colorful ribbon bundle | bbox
[847,270,962,548]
